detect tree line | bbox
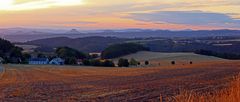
[101,43,150,59]
[0,38,30,64]
[195,49,240,60]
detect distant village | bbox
[27,52,101,66]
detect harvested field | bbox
[0,60,240,101]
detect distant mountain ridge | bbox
[1,28,240,42]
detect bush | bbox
[83,59,91,66]
[90,59,102,66]
[138,62,141,65]
[83,59,115,67]
[102,60,115,67]
[145,61,149,65]
[118,58,129,67]
[130,58,139,66]
[56,47,87,59]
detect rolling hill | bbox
[2,28,240,42]
[115,51,225,61]
[114,51,226,66]
[24,36,127,52]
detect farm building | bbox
[49,58,65,65]
[29,58,49,65]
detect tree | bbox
[56,47,87,65]
[56,47,87,59]
[83,59,115,67]
[101,43,150,59]
[22,53,31,64]
[0,38,25,64]
[190,61,193,64]
[65,57,77,65]
[102,60,115,67]
[171,61,175,65]
[83,59,91,66]
[195,49,240,60]
[118,58,129,67]
[129,58,139,66]
[145,61,149,65]
[90,59,101,66]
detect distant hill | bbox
[66,29,80,34]
[24,36,127,53]
[2,28,240,42]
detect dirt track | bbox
[0,61,240,101]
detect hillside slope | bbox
[24,37,127,52]
[114,51,226,66]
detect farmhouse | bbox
[49,58,65,65]
[29,58,49,65]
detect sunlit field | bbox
[172,74,240,102]
[0,60,239,101]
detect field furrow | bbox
[0,61,239,101]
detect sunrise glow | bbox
[0,0,239,30]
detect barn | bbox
[49,58,65,65]
[29,58,49,65]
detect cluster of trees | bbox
[83,59,115,67]
[117,58,149,67]
[55,47,87,65]
[195,49,240,60]
[55,47,115,67]
[0,38,30,64]
[101,43,150,59]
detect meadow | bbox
[0,60,239,101]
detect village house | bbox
[77,59,83,65]
[29,58,49,65]
[49,58,65,65]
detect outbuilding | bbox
[49,58,65,65]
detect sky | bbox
[0,0,240,30]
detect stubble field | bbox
[0,60,240,101]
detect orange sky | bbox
[0,0,239,30]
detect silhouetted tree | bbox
[145,61,149,65]
[101,43,149,59]
[118,58,129,67]
[102,60,115,67]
